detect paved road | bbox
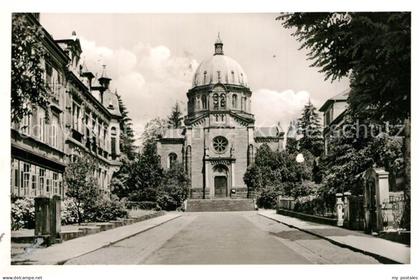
[65,212,380,264]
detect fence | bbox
[382,191,405,230]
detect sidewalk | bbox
[12,212,181,265]
[259,210,410,264]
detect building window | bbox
[111,127,117,160]
[39,168,45,196]
[201,95,207,109]
[213,136,228,153]
[22,163,30,196]
[232,94,237,109]
[72,102,81,132]
[168,153,177,169]
[220,93,226,109]
[217,71,221,82]
[213,93,219,109]
[231,71,235,83]
[203,71,207,84]
[53,172,59,195]
[21,113,31,135]
[45,63,53,86]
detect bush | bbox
[11,198,35,230]
[126,201,158,210]
[293,195,336,217]
[157,162,189,211]
[256,187,282,209]
[61,198,80,225]
[83,195,128,222]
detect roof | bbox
[161,128,185,139]
[102,89,121,117]
[254,126,284,138]
[319,89,350,112]
[192,41,248,88]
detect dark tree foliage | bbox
[285,137,299,155]
[298,101,323,157]
[11,13,49,123]
[279,12,411,229]
[243,144,314,208]
[125,141,163,202]
[157,162,189,210]
[167,101,183,129]
[279,12,410,121]
[116,93,137,161]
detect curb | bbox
[13,213,182,265]
[258,212,402,264]
[56,213,181,265]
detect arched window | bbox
[231,71,235,83]
[220,93,226,109]
[232,94,237,109]
[196,96,201,110]
[213,93,219,109]
[168,153,177,169]
[201,95,207,109]
[244,97,247,111]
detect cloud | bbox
[78,38,313,143]
[252,89,311,130]
[79,38,198,145]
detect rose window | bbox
[213,136,228,153]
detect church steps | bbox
[186,198,256,212]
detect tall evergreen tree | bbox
[298,101,323,157]
[167,102,183,129]
[116,93,137,160]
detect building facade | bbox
[11,14,122,199]
[319,90,349,155]
[157,36,284,199]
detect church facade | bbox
[157,36,284,199]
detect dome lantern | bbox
[214,33,224,55]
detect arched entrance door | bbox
[213,164,228,198]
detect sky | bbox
[40,13,349,142]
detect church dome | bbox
[192,35,248,88]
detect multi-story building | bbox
[11,13,122,199]
[318,89,349,155]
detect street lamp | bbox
[295,153,305,163]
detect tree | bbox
[298,101,323,157]
[157,162,189,210]
[140,117,168,151]
[64,152,100,224]
[243,144,314,208]
[116,93,137,160]
[11,13,49,123]
[279,12,411,229]
[167,102,183,129]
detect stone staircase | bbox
[186,199,256,212]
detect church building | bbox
[157,36,284,199]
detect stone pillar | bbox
[35,197,51,239]
[34,196,61,246]
[343,191,351,228]
[375,169,390,232]
[336,193,344,226]
[52,195,61,241]
[231,162,235,189]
